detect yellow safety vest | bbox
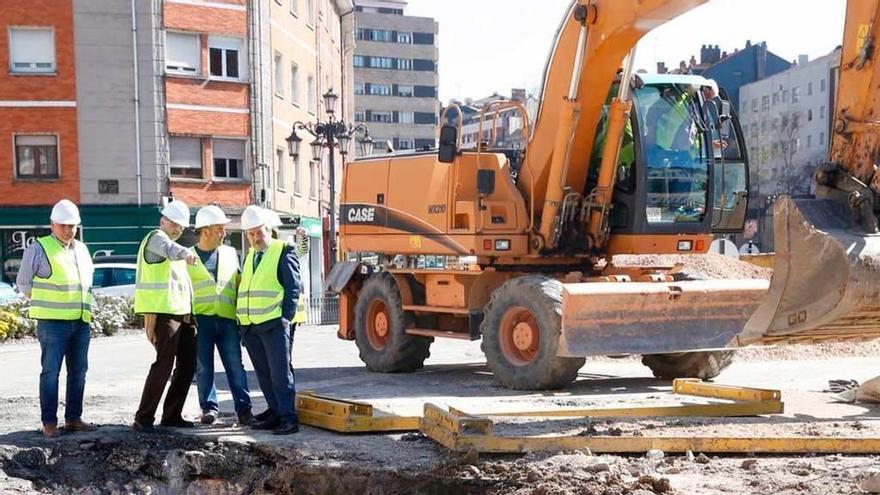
[237,240,284,325]
[29,236,93,322]
[187,245,239,320]
[656,93,700,155]
[134,230,192,315]
[293,294,306,324]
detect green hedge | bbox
[0,295,142,342]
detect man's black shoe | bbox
[237,411,255,426]
[254,410,273,422]
[252,416,281,430]
[273,421,300,435]
[160,418,195,428]
[132,421,155,433]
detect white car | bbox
[92,263,137,298]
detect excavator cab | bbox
[592,74,750,239]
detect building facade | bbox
[457,88,539,150]
[739,48,840,249]
[0,0,353,295]
[352,0,439,151]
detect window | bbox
[309,160,317,198]
[782,90,789,103]
[370,111,393,123]
[165,32,199,75]
[354,82,365,95]
[353,55,366,67]
[9,28,55,73]
[307,0,314,25]
[821,79,826,92]
[15,135,58,179]
[820,105,825,119]
[371,29,392,41]
[290,63,300,104]
[412,32,435,45]
[209,36,243,80]
[751,99,758,113]
[792,87,800,103]
[307,74,316,113]
[276,147,286,190]
[290,0,298,15]
[820,132,825,145]
[169,137,202,179]
[808,109,813,121]
[398,111,413,124]
[368,57,392,69]
[354,111,365,122]
[396,58,412,70]
[807,135,812,148]
[397,137,414,150]
[414,85,436,98]
[397,84,413,97]
[295,155,303,195]
[397,32,412,44]
[808,82,813,95]
[761,95,770,111]
[274,52,284,98]
[772,92,779,105]
[369,83,391,96]
[213,139,245,179]
[414,112,437,125]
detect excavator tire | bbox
[354,273,432,372]
[640,351,734,381]
[481,276,585,390]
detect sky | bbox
[404,0,847,104]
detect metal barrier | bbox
[304,294,339,325]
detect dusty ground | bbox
[611,253,774,280]
[1,326,880,494]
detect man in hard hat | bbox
[237,205,301,435]
[132,200,200,432]
[188,205,253,426]
[264,211,310,351]
[16,199,96,438]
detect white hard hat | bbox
[50,199,81,225]
[264,209,283,229]
[241,205,267,230]
[194,205,231,229]
[161,200,190,227]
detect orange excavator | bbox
[326,0,880,390]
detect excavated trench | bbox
[0,429,675,495]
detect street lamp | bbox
[284,88,372,268]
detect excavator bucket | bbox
[557,279,769,357]
[738,196,880,345]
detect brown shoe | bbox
[42,424,59,438]
[63,420,97,432]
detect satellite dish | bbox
[709,238,740,259]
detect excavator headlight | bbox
[677,240,693,252]
[494,239,511,251]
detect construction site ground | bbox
[1,324,879,494]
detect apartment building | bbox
[352,0,439,151]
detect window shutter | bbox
[170,138,202,168]
[10,29,54,68]
[213,139,245,160]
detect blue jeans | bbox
[241,321,297,423]
[195,316,252,416]
[37,320,90,425]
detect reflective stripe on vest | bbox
[236,240,284,325]
[292,294,306,323]
[187,245,239,320]
[134,230,192,315]
[29,236,93,322]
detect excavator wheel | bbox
[640,351,734,381]
[481,276,586,390]
[354,273,432,372]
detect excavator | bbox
[326,0,880,390]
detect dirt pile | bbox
[612,253,773,280]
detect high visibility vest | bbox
[237,240,284,326]
[656,93,700,154]
[187,245,239,320]
[292,294,306,324]
[29,236,93,323]
[134,230,192,315]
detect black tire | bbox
[480,276,586,390]
[641,351,735,380]
[354,273,432,372]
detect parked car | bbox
[92,263,137,298]
[0,281,23,306]
[92,254,137,264]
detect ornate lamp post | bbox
[286,89,373,267]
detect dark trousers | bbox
[242,321,297,423]
[135,314,197,425]
[37,320,90,425]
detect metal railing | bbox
[303,294,339,325]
